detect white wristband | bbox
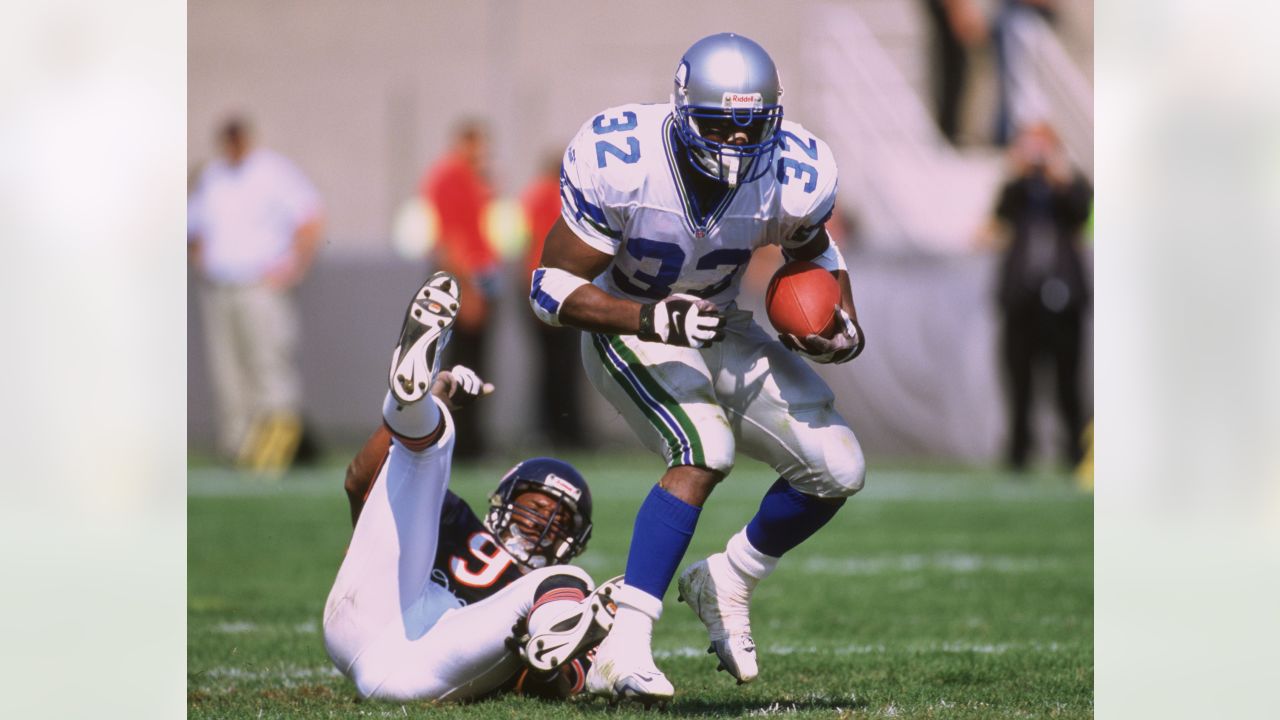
[529,267,590,326]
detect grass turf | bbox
[189,453,1092,718]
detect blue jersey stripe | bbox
[560,167,616,234]
[529,268,561,316]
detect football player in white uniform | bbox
[323,272,619,702]
[529,33,867,704]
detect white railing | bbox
[804,2,1090,253]
[1024,14,1094,177]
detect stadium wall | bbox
[186,252,1093,464]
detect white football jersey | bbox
[560,102,839,307]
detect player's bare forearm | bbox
[539,216,644,334]
[188,239,204,276]
[559,284,644,334]
[292,216,324,276]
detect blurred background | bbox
[187,0,1094,470]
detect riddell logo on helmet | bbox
[543,474,582,501]
[722,92,763,109]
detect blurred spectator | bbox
[986,122,1091,470]
[187,117,323,470]
[922,0,986,144]
[420,120,498,459]
[521,154,586,449]
[992,0,1057,146]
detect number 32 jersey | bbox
[560,102,839,307]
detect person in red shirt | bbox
[522,154,586,449]
[420,120,500,458]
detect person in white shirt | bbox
[188,117,323,465]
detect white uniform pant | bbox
[322,402,594,700]
[582,308,866,498]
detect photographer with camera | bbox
[986,122,1093,471]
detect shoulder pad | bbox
[560,104,667,252]
[563,103,665,194]
[774,120,839,230]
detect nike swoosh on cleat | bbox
[534,642,569,662]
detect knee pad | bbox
[791,428,866,498]
[788,415,870,499]
[826,451,866,498]
[821,442,866,498]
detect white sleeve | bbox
[559,120,625,255]
[777,129,839,254]
[186,180,205,241]
[274,156,322,228]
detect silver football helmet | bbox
[672,33,784,187]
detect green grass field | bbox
[189,453,1092,719]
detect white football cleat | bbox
[522,575,621,672]
[585,624,674,706]
[678,554,759,684]
[388,271,459,405]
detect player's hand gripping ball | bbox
[767,261,864,364]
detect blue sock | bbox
[745,478,846,557]
[624,484,701,600]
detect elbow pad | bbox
[529,267,590,326]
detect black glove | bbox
[638,293,726,348]
[780,306,864,364]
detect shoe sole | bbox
[525,579,619,672]
[388,272,459,405]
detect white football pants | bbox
[582,308,866,498]
[322,399,594,700]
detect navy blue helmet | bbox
[485,458,593,569]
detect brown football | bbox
[765,261,840,339]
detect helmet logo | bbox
[722,92,763,110]
[542,473,582,501]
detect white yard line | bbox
[192,640,1070,686]
[187,466,1087,502]
[191,665,342,682]
[801,552,1070,575]
[653,640,1068,659]
[211,620,319,635]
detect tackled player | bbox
[322,271,619,702]
[530,33,867,704]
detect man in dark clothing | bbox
[991,122,1092,469]
[922,0,986,144]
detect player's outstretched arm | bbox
[342,365,493,526]
[533,218,726,347]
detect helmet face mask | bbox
[491,490,573,569]
[672,33,785,187]
[484,459,592,569]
